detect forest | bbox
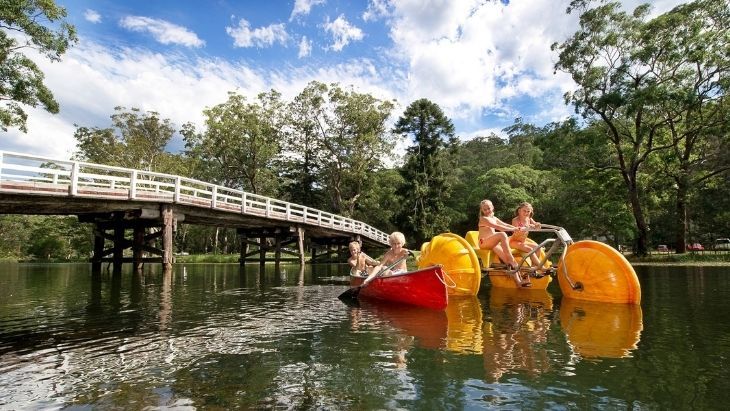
[0,0,728,260]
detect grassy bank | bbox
[626,252,730,265]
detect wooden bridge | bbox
[0,151,389,273]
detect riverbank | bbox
[625,252,730,265]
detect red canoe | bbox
[349,265,448,310]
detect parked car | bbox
[687,243,704,251]
[715,238,730,250]
[657,245,669,252]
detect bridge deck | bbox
[0,151,389,246]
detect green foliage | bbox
[0,215,91,260]
[182,91,283,195]
[73,106,181,173]
[394,99,457,244]
[0,0,77,131]
[552,0,730,255]
[355,168,404,234]
[285,81,396,216]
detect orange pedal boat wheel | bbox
[558,240,641,304]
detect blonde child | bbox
[362,232,410,286]
[478,199,531,287]
[347,241,379,277]
[510,202,542,268]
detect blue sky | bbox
[2,0,685,159]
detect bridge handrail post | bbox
[0,152,3,183]
[69,161,79,196]
[211,185,218,209]
[286,203,291,220]
[129,170,137,199]
[174,176,181,203]
[241,192,247,213]
[265,198,271,217]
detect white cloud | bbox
[226,19,289,48]
[323,15,364,51]
[377,0,582,127]
[363,0,391,22]
[120,16,204,48]
[298,36,312,58]
[290,0,326,21]
[2,0,692,160]
[1,38,400,160]
[84,9,101,24]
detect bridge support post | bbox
[92,231,104,275]
[237,227,306,267]
[113,213,124,276]
[297,226,305,266]
[162,205,174,270]
[238,231,248,266]
[84,207,175,274]
[259,237,267,269]
[133,226,144,273]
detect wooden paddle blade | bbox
[338,286,362,301]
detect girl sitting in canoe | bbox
[347,240,380,277]
[362,232,410,286]
[510,202,543,268]
[478,199,531,287]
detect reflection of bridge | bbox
[0,151,389,272]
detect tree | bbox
[73,106,179,172]
[394,98,457,245]
[552,0,730,255]
[182,90,284,195]
[0,0,77,132]
[280,82,327,208]
[285,81,396,216]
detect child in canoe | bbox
[362,232,410,286]
[348,240,380,277]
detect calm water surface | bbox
[1,262,729,410]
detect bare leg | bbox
[482,233,524,286]
[512,242,542,267]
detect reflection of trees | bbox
[482,288,554,382]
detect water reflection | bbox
[4,263,711,409]
[483,287,554,382]
[445,296,483,354]
[559,298,643,358]
[351,300,448,349]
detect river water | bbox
[0,262,729,410]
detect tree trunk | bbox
[628,179,649,256]
[674,176,688,254]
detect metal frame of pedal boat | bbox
[481,224,583,290]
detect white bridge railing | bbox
[0,151,389,245]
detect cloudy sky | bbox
[2,0,685,160]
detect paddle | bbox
[338,250,412,301]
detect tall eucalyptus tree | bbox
[182,90,284,195]
[553,0,730,255]
[73,106,178,172]
[286,81,395,217]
